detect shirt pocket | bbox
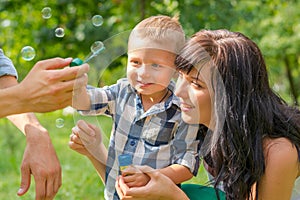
[142,117,177,146]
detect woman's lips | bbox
[180,102,194,112]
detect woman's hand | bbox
[116,165,189,200]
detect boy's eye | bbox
[151,63,161,68]
[131,60,140,65]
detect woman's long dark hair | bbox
[176,29,300,200]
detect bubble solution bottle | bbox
[118,154,133,172]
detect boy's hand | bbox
[69,130,91,157]
[69,120,104,162]
[122,166,151,188]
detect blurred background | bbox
[0,0,299,199]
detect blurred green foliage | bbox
[0,0,299,104]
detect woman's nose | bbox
[175,76,188,98]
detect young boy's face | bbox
[127,48,176,96]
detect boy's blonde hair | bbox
[128,15,185,54]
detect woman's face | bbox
[175,67,212,127]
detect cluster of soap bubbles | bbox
[20,6,105,129]
[20,6,104,63]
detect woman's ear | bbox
[172,70,179,79]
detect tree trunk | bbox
[283,55,299,106]
[140,0,146,20]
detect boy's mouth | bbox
[137,81,152,87]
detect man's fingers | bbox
[53,170,62,194]
[17,164,31,196]
[34,176,46,200]
[41,60,89,83]
[57,64,89,82]
[36,57,72,70]
[72,73,89,90]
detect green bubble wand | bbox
[70,41,105,66]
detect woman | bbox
[116,29,300,200]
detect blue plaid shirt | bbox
[81,78,200,200]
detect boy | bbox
[71,15,200,199]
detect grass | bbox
[0,110,207,199]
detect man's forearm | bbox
[0,75,31,117]
[7,112,42,135]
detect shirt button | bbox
[130,141,136,146]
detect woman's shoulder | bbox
[263,137,299,175]
[264,137,298,158]
[258,137,300,200]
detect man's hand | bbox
[17,124,61,200]
[18,57,89,113]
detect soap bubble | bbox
[83,41,105,63]
[92,15,103,27]
[91,41,104,54]
[55,118,64,128]
[41,7,52,19]
[55,27,65,38]
[21,46,36,61]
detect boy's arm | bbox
[71,85,91,110]
[167,123,200,184]
[158,164,193,184]
[86,143,108,183]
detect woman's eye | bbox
[191,81,203,88]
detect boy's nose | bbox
[137,64,150,78]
